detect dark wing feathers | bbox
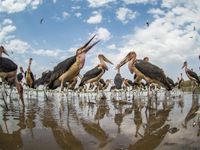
[48,56,76,88]
[187,69,200,83]
[114,73,123,89]
[79,66,102,86]
[0,57,17,72]
[135,61,171,90]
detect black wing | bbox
[0,57,17,72]
[187,69,200,83]
[166,76,175,87]
[17,73,23,82]
[48,55,76,88]
[135,60,171,90]
[114,73,123,89]
[79,66,103,86]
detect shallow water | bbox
[0,90,200,150]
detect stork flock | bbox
[0,35,200,107]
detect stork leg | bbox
[15,79,24,106]
[1,86,9,110]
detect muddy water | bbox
[0,91,199,150]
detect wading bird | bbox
[79,54,113,88]
[182,61,200,88]
[48,35,99,91]
[0,46,24,105]
[116,51,172,91]
[17,66,24,83]
[25,58,35,88]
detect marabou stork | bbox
[17,66,24,82]
[182,61,200,87]
[48,35,99,91]
[0,46,24,105]
[35,70,52,87]
[25,58,35,88]
[114,68,123,89]
[116,51,172,91]
[178,73,184,89]
[166,76,176,89]
[133,56,149,87]
[79,54,113,87]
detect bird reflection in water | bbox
[182,93,199,128]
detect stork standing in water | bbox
[48,35,99,91]
[25,58,35,88]
[17,66,25,83]
[116,51,171,96]
[182,61,200,91]
[79,54,113,98]
[0,46,24,106]
[79,54,113,87]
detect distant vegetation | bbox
[181,76,200,92]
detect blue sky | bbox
[0,0,200,82]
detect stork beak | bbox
[3,49,9,56]
[81,34,100,53]
[102,55,113,65]
[115,54,130,70]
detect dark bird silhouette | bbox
[35,70,52,87]
[40,18,44,24]
[146,20,149,27]
[0,46,24,105]
[116,51,172,90]
[17,66,24,82]
[25,58,35,88]
[182,61,200,86]
[79,54,113,87]
[114,68,123,89]
[166,76,176,88]
[48,35,99,91]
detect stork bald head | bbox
[182,61,187,69]
[115,51,136,69]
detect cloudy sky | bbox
[0,0,199,81]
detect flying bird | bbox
[40,18,44,24]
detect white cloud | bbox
[75,12,82,18]
[87,0,115,7]
[114,0,200,79]
[2,18,13,25]
[62,11,70,19]
[86,11,102,24]
[95,27,111,41]
[107,44,117,50]
[0,0,43,13]
[32,49,62,57]
[116,7,137,24]
[123,0,156,4]
[53,0,57,3]
[148,8,165,17]
[0,19,16,42]
[5,39,30,54]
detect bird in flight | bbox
[40,18,44,24]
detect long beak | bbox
[82,34,96,48]
[103,55,113,65]
[84,40,100,53]
[115,54,129,69]
[3,49,9,56]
